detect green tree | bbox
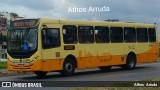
[10,12,19,18]
[2,35,7,42]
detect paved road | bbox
[1,62,160,90]
[1,62,160,81]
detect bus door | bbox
[41,25,62,71]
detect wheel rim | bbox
[129,58,134,68]
[65,63,73,72]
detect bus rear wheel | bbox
[34,71,48,77]
[99,66,112,71]
[121,54,136,70]
[60,59,75,76]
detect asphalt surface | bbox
[1,62,160,81]
[0,62,160,90]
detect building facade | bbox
[0,11,23,61]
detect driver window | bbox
[42,28,60,49]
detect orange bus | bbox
[7,18,158,77]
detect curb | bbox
[0,71,33,77]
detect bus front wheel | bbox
[121,54,136,70]
[60,59,75,76]
[34,71,48,77]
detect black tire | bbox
[34,71,48,77]
[121,54,136,70]
[99,66,112,72]
[60,59,75,76]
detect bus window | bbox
[137,28,148,42]
[124,27,136,42]
[42,28,60,49]
[148,28,156,42]
[63,25,78,44]
[95,26,109,43]
[78,26,94,43]
[110,27,123,43]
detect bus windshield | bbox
[7,28,38,52]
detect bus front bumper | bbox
[7,60,43,72]
[7,59,63,72]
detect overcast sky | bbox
[0,0,159,34]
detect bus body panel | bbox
[7,18,159,72]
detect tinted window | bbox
[63,25,78,44]
[137,28,148,42]
[124,27,136,42]
[148,28,156,42]
[78,26,94,43]
[95,26,109,43]
[110,27,123,43]
[42,28,60,49]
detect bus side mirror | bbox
[43,24,47,28]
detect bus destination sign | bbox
[11,19,39,28]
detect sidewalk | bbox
[0,68,33,77]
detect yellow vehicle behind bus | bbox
[7,18,158,77]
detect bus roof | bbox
[15,18,157,28]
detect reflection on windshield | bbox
[8,28,37,52]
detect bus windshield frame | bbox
[7,27,38,58]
